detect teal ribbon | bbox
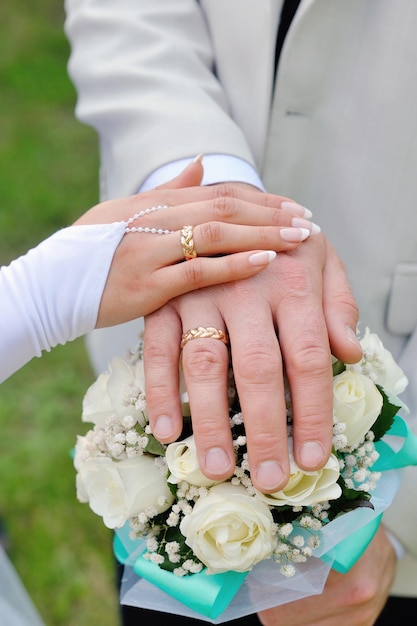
[114,414,417,618]
[114,527,247,619]
[133,557,247,619]
[372,415,417,471]
[320,513,383,573]
[320,415,417,573]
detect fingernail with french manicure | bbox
[205,447,233,475]
[292,217,321,234]
[255,460,285,491]
[153,415,175,440]
[249,250,277,265]
[280,227,311,242]
[281,201,313,219]
[298,441,326,468]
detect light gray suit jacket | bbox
[64,0,417,595]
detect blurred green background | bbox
[0,1,120,624]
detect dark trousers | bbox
[120,597,416,625]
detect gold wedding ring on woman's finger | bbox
[181,326,229,349]
[180,225,197,260]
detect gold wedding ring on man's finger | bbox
[180,225,197,260]
[181,326,229,349]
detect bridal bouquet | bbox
[73,328,414,621]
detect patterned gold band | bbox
[180,326,229,349]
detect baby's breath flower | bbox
[173,567,187,577]
[165,541,180,554]
[308,534,321,549]
[189,562,204,573]
[168,553,181,563]
[280,563,296,578]
[353,468,367,482]
[183,559,197,571]
[125,430,140,445]
[345,454,357,467]
[292,535,305,548]
[146,536,158,552]
[278,523,293,538]
[274,542,290,555]
[149,553,164,565]
[122,415,136,429]
[166,511,180,527]
[333,433,348,450]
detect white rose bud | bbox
[180,483,275,573]
[166,435,218,487]
[333,370,383,448]
[76,455,174,529]
[255,439,341,507]
[82,357,147,427]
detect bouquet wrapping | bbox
[74,328,417,622]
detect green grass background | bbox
[0,1,120,624]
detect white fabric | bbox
[0,547,45,626]
[64,0,417,596]
[140,154,265,193]
[0,222,125,383]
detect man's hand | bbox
[144,182,362,492]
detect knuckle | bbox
[144,340,172,364]
[233,345,280,385]
[212,194,238,220]
[262,192,282,209]
[333,291,360,321]
[286,339,330,374]
[183,346,226,381]
[146,384,172,409]
[182,259,206,286]
[212,182,239,200]
[198,221,224,246]
[345,578,379,608]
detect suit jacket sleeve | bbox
[64,0,257,200]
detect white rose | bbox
[166,435,217,487]
[179,483,275,573]
[352,327,408,396]
[255,439,341,507]
[76,454,174,529]
[82,357,147,427]
[333,369,383,448]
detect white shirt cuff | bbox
[138,154,265,192]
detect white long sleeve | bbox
[0,222,125,383]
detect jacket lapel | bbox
[201,0,284,167]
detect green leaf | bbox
[144,435,166,456]
[371,385,401,441]
[332,359,346,377]
[326,482,374,520]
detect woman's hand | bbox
[74,158,318,326]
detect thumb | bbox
[156,154,204,190]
